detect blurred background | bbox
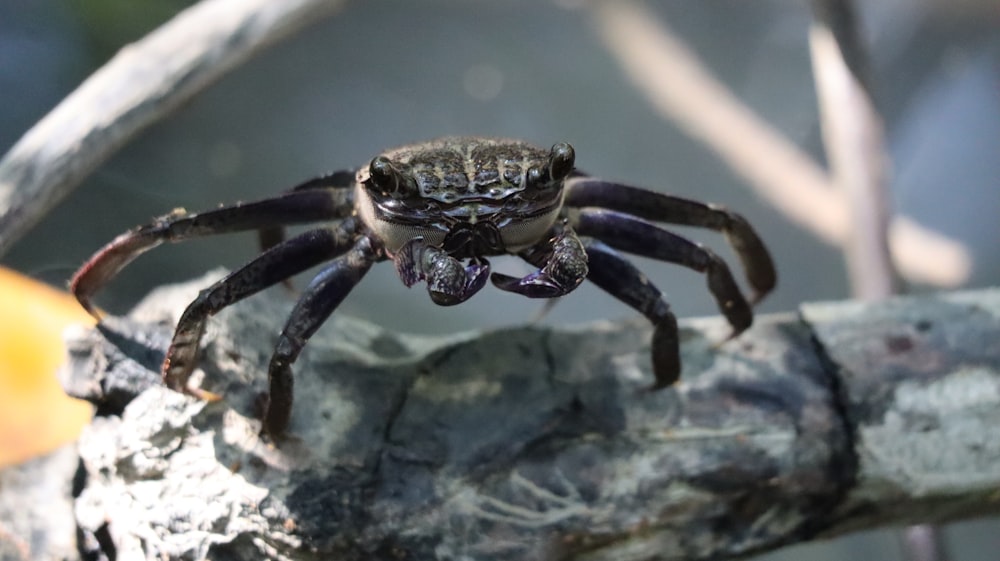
[1,0,998,559]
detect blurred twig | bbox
[0,0,345,258]
[589,1,971,288]
[810,0,902,299]
[810,1,941,558]
[900,525,948,561]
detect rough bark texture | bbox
[59,274,1000,561]
[803,292,1000,532]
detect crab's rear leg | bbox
[257,170,356,253]
[264,237,378,438]
[70,187,354,317]
[163,219,363,398]
[564,178,776,303]
[568,208,753,339]
[583,240,681,389]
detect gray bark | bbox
[55,274,1000,560]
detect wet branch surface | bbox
[53,275,1000,561]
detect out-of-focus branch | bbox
[589,1,971,288]
[810,0,901,299]
[0,0,345,258]
[591,1,845,241]
[809,0,939,558]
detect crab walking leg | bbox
[491,224,589,298]
[584,240,681,389]
[163,220,363,396]
[258,170,356,253]
[569,208,753,338]
[70,188,354,317]
[264,237,377,437]
[564,178,776,303]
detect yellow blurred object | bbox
[0,266,94,467]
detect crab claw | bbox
[429,259,490,306]
[394,237,427,288]
[490,271,568,299]
[394,237,492,306]
[492,224,589,299]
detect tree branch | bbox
[589,1,971,288]
[0,0,344,258]
[808,1,940,559]
[60,274,1000,560]
[810,0,902,299]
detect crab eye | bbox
[548,142,575,181]
[369,156,403,195]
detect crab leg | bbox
[163,219,363,397]
[569,208,753,339]
[564,178,776,303]
[583,240,681,389]
[71,187,354,317]
[257,170,356,252]
[264,237,377,438]
[491,224,589,299]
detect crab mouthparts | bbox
[441,221,505,259]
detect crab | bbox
[71,136,776,438]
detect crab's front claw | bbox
[394,237,491,306]
[493,224,589,299]
[394,237,428,288]
[490,271,567,299]
[428,258,490,306]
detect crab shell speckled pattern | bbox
[355,137,567,255]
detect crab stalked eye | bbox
[548,142,575,181]
[369,155,404,195]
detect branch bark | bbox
[60,274,1000,560]
[0,0,344,257]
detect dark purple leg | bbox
[264,237,378,438]
[71,188,355,316]
[584,240,681,389]
[491,224,589,298]
[163,219,363,397]
[564,178,776,303]
[569,208,753,338]
[258,170,356,253]
[393,238,491,306]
